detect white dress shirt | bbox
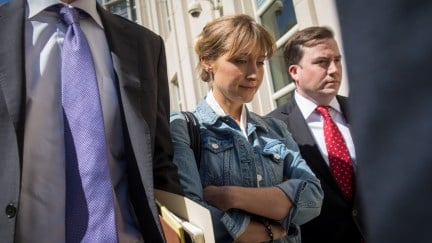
[206,90,248,137]
[294,91,356,167]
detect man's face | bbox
[289,38,342,105]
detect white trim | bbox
[272,83,296,100]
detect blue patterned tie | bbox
[60,5,117,242]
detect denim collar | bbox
[194,97,269,135]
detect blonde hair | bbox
[194,14,276,82]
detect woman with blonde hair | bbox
[170,14,323,243]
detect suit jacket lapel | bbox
[97,6,164,242]
[0,0,25,131]
[283,97,344,193]
[97,6,150,187]
[337,95,350,123]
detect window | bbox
[163,0,172,33]
[256,0,298,106]
[269,47,291,92]
[255,0,266,8]
[108,1,128,18]
[99,0,137,22]
[158,0,172,38]
[260,0,297,40]
[129,0,137,21]
[275,92,292,107]
[170,76,183,112]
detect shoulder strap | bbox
[181,111,201,169]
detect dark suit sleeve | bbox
[152,36,184,195]
[336,1,432,242]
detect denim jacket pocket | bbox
[262,139,289,164]
[203,136,234,154]
[201,135,234,186]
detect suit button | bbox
[5,204,17,218]
[352,209,358,217]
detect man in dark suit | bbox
[0,0,182,242]
[268,26,363,243]
[336,1,432,242]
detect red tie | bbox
[316,106,354,199]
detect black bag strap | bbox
[181,111,201,169]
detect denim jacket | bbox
[170,99,323,243]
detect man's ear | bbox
[288,64,299,81]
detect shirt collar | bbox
[206,90,226,117]
[294,90,341,119]
[205,90,248,134]
[27,0,103,28]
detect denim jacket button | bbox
[211,143,219,149]
[273,154,281,160]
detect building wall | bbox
[102,0,346,115]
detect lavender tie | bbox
[60,6,117,242]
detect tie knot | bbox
[316,105,331,118]
[60,5,80,26]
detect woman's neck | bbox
[211,89,243,124]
